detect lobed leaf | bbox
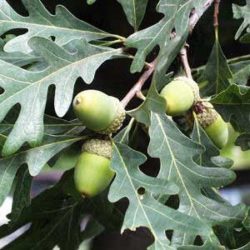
[198,39,233,96]
[0,38,122,156]
[0,0,115,53]
[148,112,246,246]
[126,0,211,73]
[109,142,213,249]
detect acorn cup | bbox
[194,101,229,149]
[74,139,115,197]
[73,90,125,134]
[160,76,200,116]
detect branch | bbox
[121,59,157,107]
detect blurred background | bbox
[0,0,249,249]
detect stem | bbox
[180,45,193,79]
[214,0,220,29]
[100,39,124,47]
[111,34,126,42]
[121,59,157,107]
[180,1,215,79]
[214,0,220,41]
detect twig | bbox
[180,0,215,79]
[180,45,193,79]
[214,0,220,28]
[121,59,157,107]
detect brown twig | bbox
[180,45,193,79]
[214,0,220,28]
[121,59,157,107]
[180,0,215,79]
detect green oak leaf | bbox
[126,0,211,73]
[232,1,250,40]
[117,0,149,30]
[8,166,32,224]
[0,0,117,53]
[211,84,250,133]
[0,37,122,156]
[230,59,250,86]
[148,112,245,246]
[178,240,225,250]
[0,171,107,250]
[114,118,135,145]
[191,116,233,169]
[199,40,233,96]
[193,55,250,87]
[109,142,214,250]
[0,51,41,67]
[0,112,82,137]
[191,117,220,167]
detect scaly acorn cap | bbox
[195,102,218,128]
[194,101,229,149]
[99,97,126,135]
[175,76,200,102]
[82,139,112,159]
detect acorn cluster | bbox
[160,76,228,149]
[72,77,229,198]
[73,90,126,197]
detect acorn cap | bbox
[174,77,200,101]
[99,98,126,135]
[82,139,112,159]
[195,102,219,128]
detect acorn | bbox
[73,90,125,134]
[160,77,200,116]
[194,101,229,149]
[74,139,115,197]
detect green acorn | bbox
[74,139,115,197]
[73,90,125,134]
[160,77,200,116]
[194,102,229,149]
